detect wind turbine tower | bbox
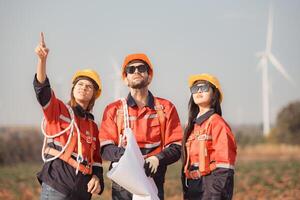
[111,57,123,100]
[256,6,294,136]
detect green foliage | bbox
[269,101,300,145]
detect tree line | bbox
[0,101,299,165]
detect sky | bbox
[0,0,299,127]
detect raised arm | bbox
[35,32,49,83]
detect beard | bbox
[128,78,149,89]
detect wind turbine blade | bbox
[266,5,273,53]
[268,53,294,83]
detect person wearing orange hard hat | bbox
[182,73,237,200]
[33,32,104,200]
[99,53,183,200]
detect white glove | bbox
[145,156,159,174]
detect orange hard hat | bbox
[72,69,102,99]
[121,53,153,79]
[188,73,223,102]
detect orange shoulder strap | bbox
[198,114,217,174]
[154,98,166,149]
[88,120,95,165]
[116,100,124,146]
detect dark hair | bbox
[68,77,98,112]
[181,81,222,166]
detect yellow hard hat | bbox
[72,69,102,99]
[188,73,223,102]
[121,53,153,79]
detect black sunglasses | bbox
[125,65,148,74]
[190,84,210,94]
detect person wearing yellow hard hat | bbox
[99,53,183,200]
[33,32,104,200]
[181,73,237,200]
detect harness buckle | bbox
[196,134,212,141]
[77,155,84,163]
[154,105,164,111]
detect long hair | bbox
[68,77,98,112]
[181,81,222,167]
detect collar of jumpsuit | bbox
[193,108,215,125]
[126,91,155,110]
[73,105,94,120]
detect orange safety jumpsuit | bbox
[183,112,236,200]
[34,76,103,199]
[42,90,102,174]
[99,94,182,156]
[99,92,182,200]
[184,113,236,177]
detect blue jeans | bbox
[40,183,68,200]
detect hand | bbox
[35,32,49,61]
[144,156,159,177]
[87,175,101,194]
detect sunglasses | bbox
[190,84,210,94]
[125,65,148,74]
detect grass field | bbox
[1,144,300,200]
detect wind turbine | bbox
[110,57,123,100]
[256,6,294,136]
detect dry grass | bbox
[1,144,300,200]
[238,144,300,161]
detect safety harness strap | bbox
[154,98,166,150]
[116,98,166,155]
[198,116,214,173]
[184,114,216,177]
[41,104,96,175]
[88,121,95,167]
[184,142,191,174]
[116,108,124,146]
[45,146,92,174]
[59,132,77,162]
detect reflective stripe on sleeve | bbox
[92,162,102,167]
[100,140,115,147]
[144,141,161,148]
[59,114,71,123]
[216,163,235,169]
[165,142,181,148]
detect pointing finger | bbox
[40,32,46,46]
